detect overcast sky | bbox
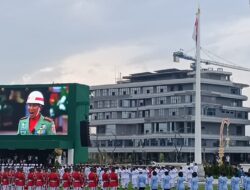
[1,1,250,105]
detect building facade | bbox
[89,68,250,164]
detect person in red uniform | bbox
[109,167,119,190]
[27,168,35,190]
[34,168,45,190]
[72,167,84,190]
[48,168,60,190]
[102,168,110,190]
[9,167,15,190]
[2,168,10,190]
[14,168,25,190]
[43,168,49,190]
[88,168,98,190]
[62,168,71,190]
[0,169,2,189]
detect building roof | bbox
[122,68,191,82]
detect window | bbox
[97,113,104,120]
[109,88,118,96]
[110,100,117,108]
[95,89,101,97]
[143,87,153,94]
[97,125,106,134]
[207,108,216,116]
[122,100,130,107]
[231,88,239,95]
[131,100,136,107]
[114,140,122,147]
[178,122,184,133]
[160,139,166,146]
[185,95,192,103]
[119,88,130,95]
[184,138,188,146]
[159,109,165,116]
[111,112,117,119]
[170,86,174,91]
[102,89,108,96]
[157,97,167,105]
[108,140,113,147]
[187,122,192,133]
[236,126,242,135]
[150,139,158,146]
[122,112,129,119]
[237,112,242,118]
[124,140,133,147]
[139,100,144,106]
[156,85,167,93]
[92,114,97,120]
[97,101,103,108]
[171,96,181,104]
[105,112,110,119]
[104,100,110,108]
[131,87,140,95]
[169,108,179,116]
[178,85,183,91]
[155,123,159,132]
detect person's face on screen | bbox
[27,103,41,118]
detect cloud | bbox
[13,43,190,86]
[39,67,54,73]
[203,17,250,66]
[54,45,170,85]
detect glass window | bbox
[131,87,140,95]
[102,89,108,96]
[169,108,179,116]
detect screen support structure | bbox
[68,149,74,165]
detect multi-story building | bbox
[89,68,250,164]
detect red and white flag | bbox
[192,17,198,42]
[192,9,200,44]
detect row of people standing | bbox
[215,172,250,190]
[137,170,199,190]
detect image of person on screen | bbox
[17,91,56,135]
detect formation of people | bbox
[0,163,247,190]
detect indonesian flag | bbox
[192,9,200,44]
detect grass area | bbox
[83,184,222,190]
[115,184,239,190]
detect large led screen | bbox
[0,85,69,135]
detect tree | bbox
[173,130,183,162]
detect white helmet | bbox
[26,91,44,105]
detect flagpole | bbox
[194,8,202,164]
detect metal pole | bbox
[194,9,202,164]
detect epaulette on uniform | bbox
[44,117,53,122]
[20,116,28,120]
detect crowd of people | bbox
[0,153,55,167]
[0,163,247,190]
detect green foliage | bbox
[159,153,165,162]
[204,164,236,178]
[53,160,61,169]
